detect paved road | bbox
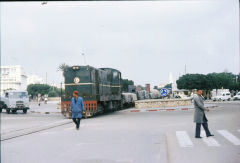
[1,101,62,136]
[1,102,240,163]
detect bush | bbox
[48,91,58,97]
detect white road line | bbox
[238,129,240,133]
[176,131,193,147]
[200,133,220,147]
[217,130,240,145]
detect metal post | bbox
[46,72,47,84]
[185,64,186,74]
[60,82,62,97]
[82,53,86,66]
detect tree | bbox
[177,72,239,91]
[177,74,206,90]
[164,83,172,89]
[27,84,51,98]
[58,63,70,78]
[58,63,70,71]
[121,79,134,92]
[27,84,62,98]
[48,90,58,97]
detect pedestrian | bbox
[38,93,41,106]
[193,89,214,138]
[44,94,48,104]
[70,90,85,130]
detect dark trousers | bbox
[195,122,211,137]
[72,118,81,128]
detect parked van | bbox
[211,92,231,101]
[0,90,30,114]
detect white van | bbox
[0,90,30,114]
[212,92,231,101]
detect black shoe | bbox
[195,136,202,138]
[207,134,214,137]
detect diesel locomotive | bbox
[61,65,122,118]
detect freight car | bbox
[121,93,137,108]
[61,65,122,118]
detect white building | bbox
[0,65,27,94]
[27,74,44,85]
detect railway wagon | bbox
[61,65,122,118]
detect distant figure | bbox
[44,94,48,104]
[38,93,41,106]
[193,89,214,138]
[70,91,85,130]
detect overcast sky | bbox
[1,0,239,87]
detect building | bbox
[27,74,44,85]
[0,65,27,94]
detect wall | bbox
[135,99,191,109]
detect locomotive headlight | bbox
[72,66,79,70]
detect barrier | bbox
[135,99,191,109]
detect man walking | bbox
[193,89,214,138]
[70,91,85,130]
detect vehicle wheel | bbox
[227,98,230,101]
[23,109,27,114]
[6,109,10,114]
[12,110,17,113]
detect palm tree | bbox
[58,63,69,71]
[58,63,70,77]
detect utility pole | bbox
[81,53,86,66]
[185,64,186,74]
[46,72,47,84]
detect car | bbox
[212,92,231,101]
[173,94,181,98]
[233,92,240,101]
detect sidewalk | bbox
[29,101,61,115]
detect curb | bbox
[122,105,219,113]
[30,111,61,115]
[1,119,72,141]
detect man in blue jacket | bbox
[70,90,85,130]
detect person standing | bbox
[38,93,41,106]
[70,91,85,130]
[193,89,214,138]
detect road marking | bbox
[217,130,240,145]
[176,131,193,147]
[201,133,220,147]
[238,129,240,133]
